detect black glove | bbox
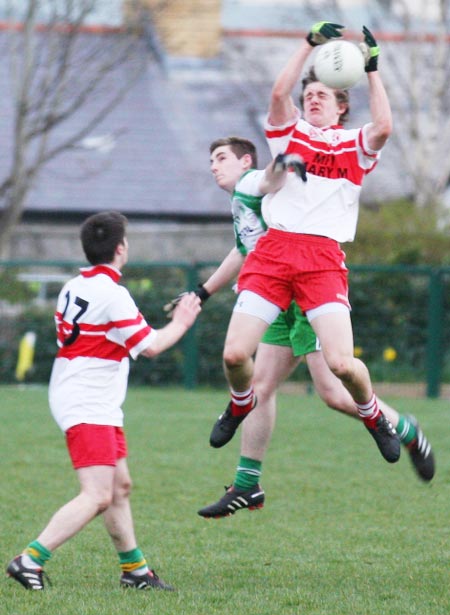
[273,153,307,182]
[163,284,210,318]
[306,21,345,47]
[359,25,379,72]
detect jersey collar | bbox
[80,264,122,283]
[238,168,256,182]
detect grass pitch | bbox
[1,385,449,615]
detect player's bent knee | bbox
[223,346,250,368]
[327,357,355,381]
[84,487,114,512]
[117,478,132,499]
[96,494,114,513]
[253,379,275,403]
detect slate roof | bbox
[0,3,415,223]
[0,44,270,222]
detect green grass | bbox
[1,385,449,615]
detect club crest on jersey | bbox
[309,126,342,146]
[330,132,342,146]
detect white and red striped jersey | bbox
[49,264,158,432]
[263,110,381,242]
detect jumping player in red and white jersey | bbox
[7,211,201,591]
[209,23,401,464]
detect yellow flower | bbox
[354,346,363,357]
[383,347,397,362]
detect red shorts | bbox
[238,229,350,312]
[66,424,128,469]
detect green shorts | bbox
[261,301,320,357]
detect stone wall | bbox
[9,222,232,264]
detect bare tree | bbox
[222,0,450,220]
[0,0,151,256]
[371,0,450,211]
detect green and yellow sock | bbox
[234,456,262,490]
[119,548,148,576]
[396,415,417,445]
[24,540,52,567]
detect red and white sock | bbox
[356,393,381,429]
[230,385,255,417]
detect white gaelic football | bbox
[314,40,365,89]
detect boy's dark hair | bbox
[80,211,127,265]
[209,136,258,168]
[299,67,350,124]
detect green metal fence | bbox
[0,261,448,398]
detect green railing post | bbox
[181,264,200,389]
[425,270,444,398]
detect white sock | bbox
[356,394,379,421]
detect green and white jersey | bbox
[232,169,267,256]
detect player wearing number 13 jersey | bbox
[7,211,201,592]
[50,264,158,432]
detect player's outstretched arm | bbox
[201,247,245,296]
[141,293,201,358]
[163,248,244,318]
[360,26,393,151]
